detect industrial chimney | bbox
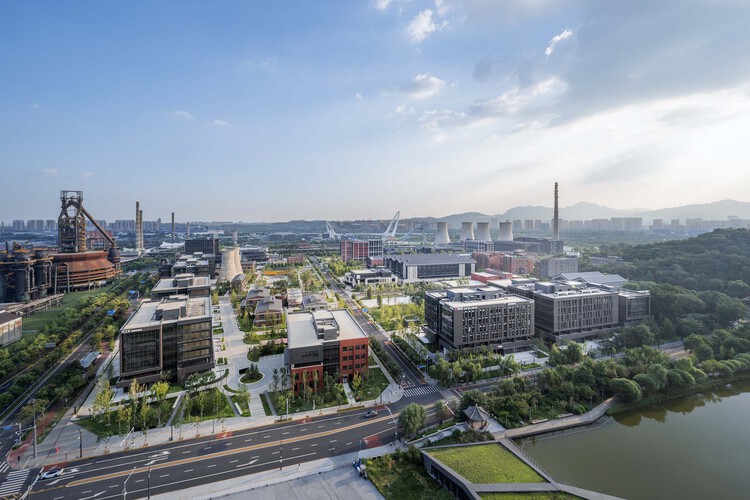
[497,221,513,241]
[171,212,175,243]
[476,222,492,242]
[553,182,560,241]
[460,222,475,241]
[434,222,451,245]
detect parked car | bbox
[363,410,378,418]
[39,468,63,480]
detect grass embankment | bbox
[427,444,544,484]
[366,454,453,500]
[77,398,177,439]
[355,366,390,401]
[260,393,273,416]
[229,395,251,417]
[607,371,750,415]
[22,284,116,333]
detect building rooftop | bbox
[442,294,531,309]
[255,296,283,314]
[387,253,476,266]
[122,295,211,331]
[0,311,21,324]
[557,272,627,286]
[287,309,367,350]
[151,273,210,292]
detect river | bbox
[520,378,750,500]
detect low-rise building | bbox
[172,252,216,278]
[118,295,214,387]
[537,257,578,278]
[286,309,369,394]
[286,288,303,308]
[384,254,476,283]
[241,287,271,312]
[344,268,398,287]
[150,273,210,300]
[618,288,651,325]
[464,240,494,253]
[425,286,535,353]
[254,296,284,327]
[302,293,329,312]
[0,311,22,347]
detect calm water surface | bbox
[521,378,750,500]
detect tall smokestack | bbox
[187,221,191,239]
[135,201,141,254]
[138,209,144,255]
[553,182,560,241]
[171,212,175,243]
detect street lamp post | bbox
[147,464,152,499]
[123,466,136,500]
[31,398,38,465]
[78,428,83,458]
[279,434,283,471]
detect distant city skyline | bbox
[2,1,750,221]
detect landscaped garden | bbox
[365,446,453,500]
[426,444,544,484]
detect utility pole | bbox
[78,428,83,458]
[148,463,152,499]
[279,434,283,470]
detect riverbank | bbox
[606,370,750,415]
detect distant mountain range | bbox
[421,200,750,225]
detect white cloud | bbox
[385,73,447,99]
[43,168,58,175]
[210,119,231,127]
[81,170,94,178]
[545,28,572,58]
[420,76,568,132]
[472,76,568,116]
[395,105,416,115]
[434,0,452,17]
[172,110,195,120]
[30,103,41,110]
[355,92,364,100]
[375,0,392,11]
[407,9,448,43]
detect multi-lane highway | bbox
[28,405,417,500]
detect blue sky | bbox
[2,1,750,222]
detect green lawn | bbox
[427,444,544,484]
[229,395,251,417]
[366,455,454,500]
[22,285,117,333]
[481,494,580,500]
[260,392,273,416]
[355,366,390,401]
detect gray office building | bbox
[384,254,476,283]
[425,287,535,353]
[118,295,214,387]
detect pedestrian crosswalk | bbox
[0,468,31,497]
[0,462,8,474]
[403,385,440,398]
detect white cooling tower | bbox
[460,222,475,241]
[219,247,239,282]
[497,221,514,241]
[476,222,491,242]
[434,222,451,245]
[233,247,242,277]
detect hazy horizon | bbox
[3,1,750,221]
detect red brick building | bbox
[286,309,369,394]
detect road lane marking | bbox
[160,474,170,478]
[262,435,271,438]
[182,451,191,454]
[207,465,216,468]
[310,443,317,447]
[63,413,399,489]
[292,447,300,451]
[272,451,279,455]
[346,442,352,446]
[244,438,252,442]
[135,479,144,483]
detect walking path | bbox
[500,397,616,439]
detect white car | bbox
[39,468,63,480]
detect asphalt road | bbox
[308,257,427,389]
[29,406,412,500]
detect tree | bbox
[434,399,450,424]
[609,378,642,402]
[93,378,114,425]
[117,404,132,433]
[377,294,383,308]
[351,372,362,394]
[151,381,170,427]
[271,368,280,392]
[237,383,250,412]
[128,378,143,425]
[398,403,426,436]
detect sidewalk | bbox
[500,397,616,439]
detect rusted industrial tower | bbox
[58,190,87,253]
